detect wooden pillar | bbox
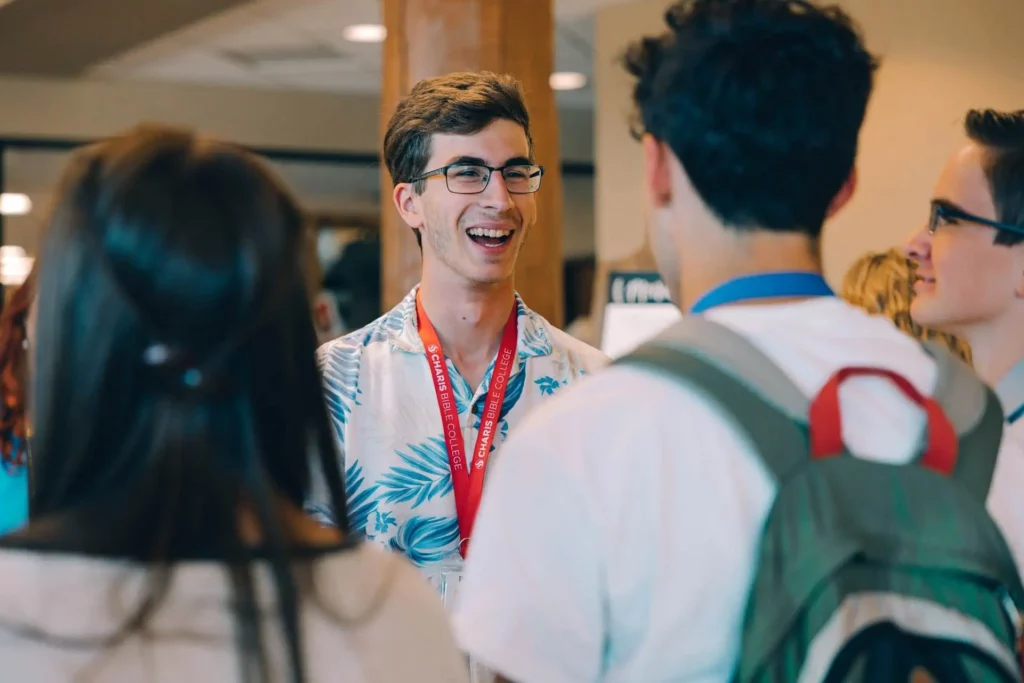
[381,0,564,327]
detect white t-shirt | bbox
[0,542,469,683]
[453,297,1024,683]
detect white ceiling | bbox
[87,0,623,109]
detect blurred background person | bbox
[0,125,467,683]
[0,269,35,534]
[905,109,1024,430]
[841,247,972,363]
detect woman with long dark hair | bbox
[0,126,467,682]
[0,269,34,533]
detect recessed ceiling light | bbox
[342,24,387,43]
[549,72,587,91]
[0,193,32,216]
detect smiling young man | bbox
[309,71,606,580]
[905,109,1024,434]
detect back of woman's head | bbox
[841,247,972,364]
[24,125,349,681]
[32,124,345,539]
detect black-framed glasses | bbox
[928,199,1024,236]
[415,163,544,195]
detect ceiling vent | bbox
[223,45,353,74]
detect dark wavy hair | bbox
[382,70,532,247]
[1,125,350,683]
[0,268,34,470]
[624,0,878,237]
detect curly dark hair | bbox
[0,269,34,470]
[624,0,879,237]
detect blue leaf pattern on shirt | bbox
[364,299,410,345]
[472,367,527,426]
[322,287,608,570]
[390,516,460,567]
[320,344,362,437]
[518,312,552,358]
[378,436,453,508]
[535,375,565,396]
[304,459,379,533]
[345,461,379,537]
[371,509,398,536]
[352,296,414,347]
[450,361,474,415]
[499,367,527,419]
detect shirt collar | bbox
[388,285,553,360]
[994,357,1024,423]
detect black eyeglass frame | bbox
[413,163,545,195]
[929,199,1024,236]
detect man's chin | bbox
[465,250,519,284]
[463,263,516,288]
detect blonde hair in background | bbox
[841,248,972,364]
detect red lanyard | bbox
[416,291,518,558]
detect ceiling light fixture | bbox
[549,72,587,91]
[0,193,32,216]
[342,24,387,43]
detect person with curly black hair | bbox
[453,2,1024,682]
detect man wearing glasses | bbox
[905,109,1024,435]
[309,71,606,584]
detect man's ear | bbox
[826,167,858,219]
[393,182,425,230]
[642,134,672,209]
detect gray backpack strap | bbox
[619,318,809,482]
[648,317,810,423]
[924,340,1004,502]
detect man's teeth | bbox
[467,228,512,238]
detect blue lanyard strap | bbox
[690,271,834,314]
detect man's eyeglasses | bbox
[414,163,544,195]
[928,199,1024,236]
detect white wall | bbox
[594,0,1024,284]
[563,173,596,258]
[0,76,378,152]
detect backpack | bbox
[618,317,1024,683]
